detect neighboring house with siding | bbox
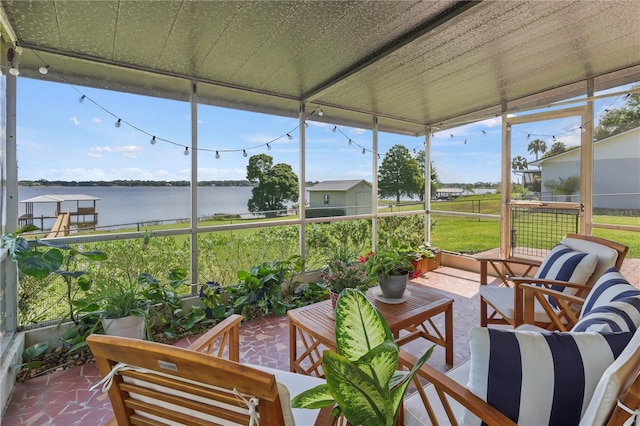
[529,126,640,210]
[308,180,372,215]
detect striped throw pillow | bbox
[461,327,631,426]
[580,267,640,315]
[535,244,598,308]
[572,268,640,333]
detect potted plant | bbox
[320,259,370,309]
[100,278,150,340]
[291,288,434,425]
[363,245,415,299]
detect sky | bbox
[15,78,635,184]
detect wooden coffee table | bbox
[287,283,454,377]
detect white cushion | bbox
[561,237,619,287]
[580,328,640,425]
[461,327,632,426]
[479,286,562,324]
[251,364,326,426]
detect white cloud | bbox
[92,117,101,123]
[70,116,80,126]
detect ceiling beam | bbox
[301,0,483,103]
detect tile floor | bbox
[3,261,638,425]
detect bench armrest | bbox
[187,314,243,361]
[399,352,516,426]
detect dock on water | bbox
[19,194,99,236]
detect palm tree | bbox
[511,156,528,170]
[527,139,547,160]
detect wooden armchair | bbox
[401,327,640,426]
[88,314,333,425]
[478,233,628,328]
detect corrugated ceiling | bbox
[2,0,639,135]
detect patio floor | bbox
[3,261,638,425]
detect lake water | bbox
[18,186,254,230]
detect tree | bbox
[246,154,298,217]
[544,176,580,202]
[527,139,547,160]
[545,141,566,157]
[414,150,439,202]
[594,87,640,140]
[378,145,422,203]
[511,156,528,170]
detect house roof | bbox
[1,1,639,136]
[20,194,99,204]
[530,126,640,166]
[308,180,371,192]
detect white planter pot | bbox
[378,273,409,299]
[101,315,146,339]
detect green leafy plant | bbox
[2,225,107,352]
[291,288,433,425]
[363,243,415,280]
[140,268,206,340]
[227,255,303,319]
[321,260,370,294]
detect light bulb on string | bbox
[183,147,189,156]
[243,150,248,157]
[527,134,531,139]
[39,65,50,75]
[287,133,292,140]
[348,139,352,145]
[362,148,366,155]
[482,130,486,135]
[8,66,19,76]
[215,151,220,159]
[318,109,324,116]
[114,119,122,128]
[150,136,156,145]
[580,127,586,133]
[266,143,272,151]
[332,126,337,133]
[14,44,23,55]
[79,95,86,103]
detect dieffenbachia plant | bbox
[291,288,434,426]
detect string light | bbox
[348,139,353,145]
[362,148,366,154]
[266,143,271,150]
[39,65,50,75]
[318,109,324,116]
[79,95,86,103]
[14,43,23,55]
[183,147,189,156]
[287,133,292,140]
[332,126,337,133]
[8,65,19,76]
[150,136,156,145]
[114,119,122,128]
[242,150,248,157]
[215,151,220,159]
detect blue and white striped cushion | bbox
[580,267,640,316]
[572,296,640,332]
[535,244,598,308]
[571,267,640,333]
[461,327,631,426]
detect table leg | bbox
[289,321,297,373]
[445,303,453,367]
